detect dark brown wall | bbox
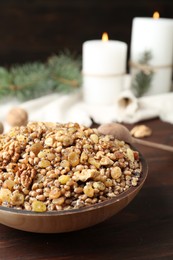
[0,0,172,65]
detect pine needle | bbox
[0,52,82,101]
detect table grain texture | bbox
[1,118,173,260]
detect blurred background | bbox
[0,0,172,66]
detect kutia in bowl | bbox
[0,122,148,233]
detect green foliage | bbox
[0,53,82,101]
[132,51,154,97]
[48,53,82,93]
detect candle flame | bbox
[153,11,160,19]
[102,32,109,42]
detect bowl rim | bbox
[0,152,148,217]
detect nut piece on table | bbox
[130,124,152,138]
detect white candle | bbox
[130,13,173,96]
[82,34,127,105]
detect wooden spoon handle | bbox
[133,137,173,152]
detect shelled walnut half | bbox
[130,124,152,138]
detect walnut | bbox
[20,166,36,188]
[0,122,4,134]
[130,124,152,138]
[6,107,28,127]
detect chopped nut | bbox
[11,192,24,206]
[46,153,55,161]
[60,160,70,168]
[100,157,114,166]
[88,157,100,168]
[30,143,43,155]
[126,148,134,162]
[74,169,98,182]
[111,166,122,180]
[52,197,65,205]
[80,151,88,163]
[93,181,105,191]
[45,137,54,146]
[130,124,152,138]
[62,136,73,146]
[90,134,99,144]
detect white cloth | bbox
[0,78,173,133]
[116,90,173,124]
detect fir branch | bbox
[131,51,154,97]
[0,52,82,101]
[0,67,12,97]
[48,53,82,92]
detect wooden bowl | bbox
[0,154,148,233]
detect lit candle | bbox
[82,33,127,105]
[130,12,173,96]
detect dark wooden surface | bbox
[0,118,173,260]
[0,0,172,65]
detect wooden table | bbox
[1,118,173,260]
